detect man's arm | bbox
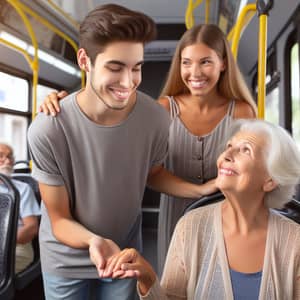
[17,216,39,244]
[39,183,120,274]
[147,165,218,198]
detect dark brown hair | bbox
[79,4,157,65]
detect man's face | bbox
[87,41,144,110]
[0,144,14,175]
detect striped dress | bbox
[157,96,235,274]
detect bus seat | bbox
[13,160,31,174]
[0,174,20,300]
[11,173,41,205]
[183,191,225,215]
[277,196,300,224]
[11,173,42,290]
[184,190,300,225]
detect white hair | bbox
[226,119,300,209]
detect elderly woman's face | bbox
[216,130,270,194]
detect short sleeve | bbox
[27,114,65,186]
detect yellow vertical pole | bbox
[205,0,210,24]
[257,15,267,119]
[256,0,273,119]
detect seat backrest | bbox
[11,173,41,205]
[184,190,300,225]
[184,191,225,215]
[277,196,300,224]
[10,173,42,290]
[0,173,20,300]
[13,160,31,174]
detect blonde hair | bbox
[160,24,257,115]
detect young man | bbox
[28,4,215,300]
[0,143,40,273]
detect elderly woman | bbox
[101,119,300,299]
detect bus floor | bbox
[12,228,158,300]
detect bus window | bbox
[265,86,279,125]
[0,71,28,111]
[291,43,300,149]
[0,114,28,160]
[0,71,29,160]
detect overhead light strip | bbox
[0,31,81,78]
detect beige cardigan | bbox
[140,202,300,300]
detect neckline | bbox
[72,90,140,128]
[230,268,262,277]
[215,203,273,297]
[172,98,233,138]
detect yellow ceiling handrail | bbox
[227,10,255,44]
[13,0,84,88]
[7,0,39,121]
[230,4,256,59]
[0,37,33,67]
[46,0,80,30]
[185,0,211,29]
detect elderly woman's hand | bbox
[103,248,156,295]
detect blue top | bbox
[230,268,262,300]
[0,179,40,227]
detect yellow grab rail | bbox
[230,4,256,59]
[185,0,211,29]
[257,0,273,119]
[7,0,39,121]
[12,1,85,88]
[0,37,32,67]
[205,0,210,24]
[257,15,267,119]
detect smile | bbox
[189,80,207,88]
[110,88,131,100]
[219,168,237,176]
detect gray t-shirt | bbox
[28,90,170,278]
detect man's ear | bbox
[77,48,90,72]
[263,177,278,192]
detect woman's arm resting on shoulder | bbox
[157,97,171,113]
[39,183,120,275]
[17,215,39,244]
[38,90,68,116]
[147,165,218,198]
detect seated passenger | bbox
[0,143,40,274]
[101,119,300,299]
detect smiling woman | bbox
[102,119,300,300]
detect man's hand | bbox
[88,236,121,277]
[39,90,68,116]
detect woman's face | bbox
[216,130,271,195]
[180,43,225,97]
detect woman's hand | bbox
[200,179,218,196]
[38,90,68,116]
[104,248,157,295]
